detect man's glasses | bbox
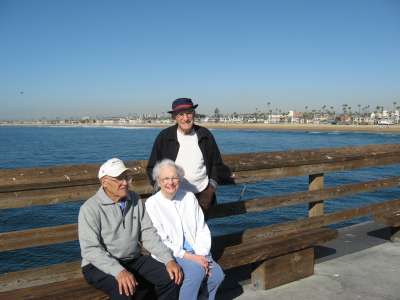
[160,177,180,183]
[107,174,133,184]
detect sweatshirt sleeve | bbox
[139,200,174,264]
[78,203,124,278]
[208,131,224,185]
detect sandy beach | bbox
[201,122,400,133]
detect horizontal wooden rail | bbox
[209,176,400,219]
[0,179,152,210]
[2,153,400,210]
[0,228,337,293]
[228,198,400,242]
[1,169,399,214]
[0,224,77,252]
[1,144,400,194]
[2,195,400,253]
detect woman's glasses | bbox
[160,177,180,183]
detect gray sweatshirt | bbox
[78,187,173,277]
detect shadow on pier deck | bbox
[219,221,400,300]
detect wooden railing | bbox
[1,143,400,296]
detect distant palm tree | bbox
[342,104,348,115]
[327,106,333,120]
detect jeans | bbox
[176,256,224,300]
[82,255,179,300]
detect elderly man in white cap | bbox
[78,158,182,300]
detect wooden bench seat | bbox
[0,227,337,299]
[217,227,337,290]
[374,209,400,242]
[0,278,107,300]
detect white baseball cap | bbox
[98,158,132,179]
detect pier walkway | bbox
[219,221,400,300]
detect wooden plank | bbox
[2,197,400,252]
[1,144,400,192]
[0,262,82,292]
[0,185,98,209]
[222,143,400,172]
[232,154,400,184]
[251,247,314,290]
[217,228,336,270]
[0,278,108,300]
[374,210,400,227]
[374,209,400,242]
[0,160,148,193]
[0,180,153,209]
[0,228,336,293]
[1,174,397,212]
[209,176,400,219]
[0,224,77,252]
[229,198,400,243]
[308,173,324,217]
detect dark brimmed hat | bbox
[168,98,198,114]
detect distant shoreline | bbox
[1,122,400,133]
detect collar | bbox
[167,124,207,142]
[97,187,131,206]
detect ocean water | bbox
[1,126,400,273]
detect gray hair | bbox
[152,159,184,184]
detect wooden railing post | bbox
[308,173,324,217]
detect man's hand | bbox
[197,184,215,212]
[116,269,138,296]
[166,260,183,285]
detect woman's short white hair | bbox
[152,159,184,183]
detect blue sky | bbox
[1,0,399,120]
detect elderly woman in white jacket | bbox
[145,159,224,300]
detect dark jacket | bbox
[147,124,228,187]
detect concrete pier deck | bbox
[218,222,400,300]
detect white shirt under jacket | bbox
[145,188,211,260]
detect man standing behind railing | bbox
[78,158,182,300]
[147,98,228,216]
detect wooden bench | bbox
[0,226,337,299]
[2,144,400,298]
[374,209,400,242]
[215,227,337,290]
